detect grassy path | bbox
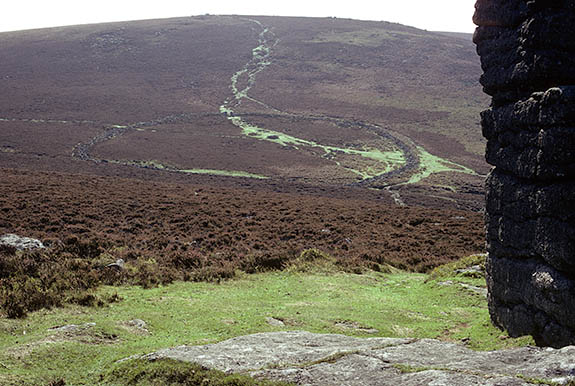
[220,19,409,182]
[217,18,478,188]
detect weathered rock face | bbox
[474,0,575,347]
[142,331,575,385]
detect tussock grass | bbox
[102,358,291,386]
[426,253,486,282]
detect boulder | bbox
[0,233,45,250]
[141,331,575,385]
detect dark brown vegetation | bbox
[0,15,488,209]
[0,167,483,317]
[0,16,487,317]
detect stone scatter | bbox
[474,0,575,347]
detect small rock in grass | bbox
[335,320,378,334]
[49,323,96,333]
[459,283,488,297]
[454,265,484,276]
[266,317,285,327]
[122,319,150,335]
[105,259,125,271]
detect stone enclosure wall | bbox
[474,0,575,347]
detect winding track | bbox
[219,18,419,185]
[2,17,477,195]
[216,18,476,189]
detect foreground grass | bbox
[0,261,533,385]
[102,358,291,386]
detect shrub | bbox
[299,248,333,262]
[0,275,61,318]
[239,251,294,274]
[0,245,104,317]
[287,248,337,273]
[62,236,106,259]
[190,260,236,282]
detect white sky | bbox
[0,1,477,34]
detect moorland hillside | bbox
[0,15,488,209]
[0,16,487,300]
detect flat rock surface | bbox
[143,331,575,385]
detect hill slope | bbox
[0,15,487,209]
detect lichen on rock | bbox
[140,331,575,385]
[0,233,45,250]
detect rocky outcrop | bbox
[0,233,45,250]
[141,331,575,385]
[474,0,575,347]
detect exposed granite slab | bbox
[141,331,575,385]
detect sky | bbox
[0,0,477,34]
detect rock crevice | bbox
[474,0,575,347]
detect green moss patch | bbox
[406,146,478,185]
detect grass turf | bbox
[0,257,533,385]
